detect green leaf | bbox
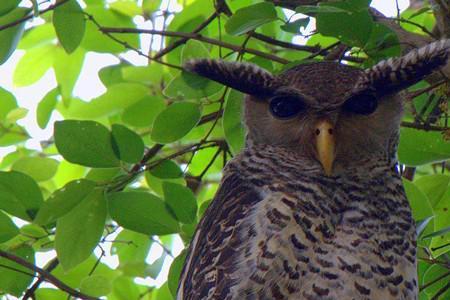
[108,191,180,235]
[34,179,96,226]
[416,216,434,238]
[51,255,118,289]
[422,264,450,299]
[164,71,223,100]
[110,276,141,300]
[168,251,186,298]
[151,102,202,144]
[399,128,450,166]
[54,120,120,168]
[0,210,19,243]
[12,157,58,182]
[36,88,58,129]
[0,171,43,221]
[0,124,29,146]
[110,1,141,17]
[280,18,310,33]
[58,83,149,119]
[80,275,112,297]
[415,175,450,207]
[13,44,56,86]
[5,107,27,123]
[111,230,152,266]
[82,6,138,53]
[0,245,35,296]
[0,7,29,64]
[181,40,209,62]
[364,23,401,60]
[18,23,56,50]
[53,0,86,53]
[295,5,347,14]
[0,0,20,16]
[111,124,144,163]
[150,160,183,179]
[0,87,17,119]
[225,2,278,35]
[55,188,107,271]
[163,182,197,224]
[35,288,67,300]
[53,47,85,104]
[403,178,435,248]
[403,179,434,221]
[121,96,165,128]
[422,226,450,239]
[223,90,245,155]
[146,253,166,279]
[315,2,373,47]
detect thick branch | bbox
[22,258,59,300]
[0,250,98,300]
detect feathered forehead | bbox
[278,62,366,105]
[184,39,450,100]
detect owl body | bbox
[178,144,417,300]
[178,40,450,300]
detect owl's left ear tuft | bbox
[365,39,450,96]
[184,59,280,98]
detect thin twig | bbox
[153,12,218,60]
[100,27,290,64]
[0,0,71,32]
[401,121,447,131]
[250,32,320,52]
[0,250,98,300]
[85,13,183,70]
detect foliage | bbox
[0,0,449,299]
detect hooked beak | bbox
[315,120,335,176]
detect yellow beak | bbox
[315,120,335,176]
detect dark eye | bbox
[269,96,305,119]
[343,93,378,115]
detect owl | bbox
[177,40,450,300]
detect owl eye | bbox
[269,96,305,119]
[342,93,378,115]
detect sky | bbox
[0,0,410,293]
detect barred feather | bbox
[365,39,450,95]
[184,59,280,98]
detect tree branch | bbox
[0,250,98,300]
[0,0,71,32]
[401,121,448,131]
[22,258,59,300]
[100,27,290,64]
[152,12,218,60]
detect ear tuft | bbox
[365,39,450,95]
[183,59,279,98]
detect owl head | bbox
[185,40,450,175]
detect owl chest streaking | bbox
[179,146,417,300]
[177,40,450,300]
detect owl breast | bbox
[227,151,418,300]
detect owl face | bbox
[184,40,449,175]
[244,62,404,174]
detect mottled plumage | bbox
[178,40,450,300]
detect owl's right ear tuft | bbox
[184,59,280,98]
[365,39,450,96]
